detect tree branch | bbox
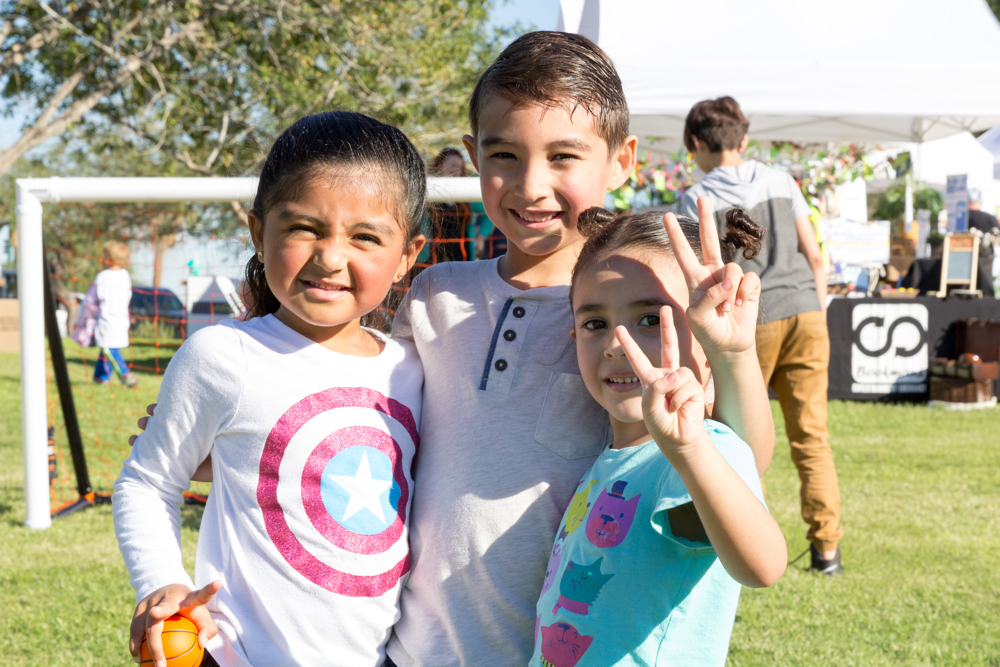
[0,2,93,78]
[0,19,204,176]
[204,110,229,169]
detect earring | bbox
[257,250,263,261]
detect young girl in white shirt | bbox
[113,111,426,667]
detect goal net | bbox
[16,176,483,529]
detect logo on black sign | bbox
[852,316,926,357]
[850,303,929,392]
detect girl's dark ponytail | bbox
[577,206,617,237]
[244,252,281,320]
[722,207,764,261]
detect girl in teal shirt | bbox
[531,201,787,667]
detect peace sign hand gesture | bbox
[615,306,708,458]
[663,197,761,358]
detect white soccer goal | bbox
[15,176,483,530]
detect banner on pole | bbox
[946,174,968,233]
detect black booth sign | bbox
[850,303,928,395]
[827,296,1000,400]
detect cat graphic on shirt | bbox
[540,621,593,667]
[541,543,563,594]
[559,479,597,540]
[586,480,641,548]
[552,557,613,615]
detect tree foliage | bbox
[1,1,507,181]
[872,182,944,238]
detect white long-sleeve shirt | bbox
[93,268,132,348]
[113,315,423,667]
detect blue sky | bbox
[491,0,559,34]
[0,1,560,153]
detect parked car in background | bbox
[130,286,186,339]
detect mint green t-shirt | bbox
[530,419,766,667]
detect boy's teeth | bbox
[609,377,638,384]
[519,211,558,222]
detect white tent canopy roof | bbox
[558,0,1000,146]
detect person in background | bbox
[427,147,476,263]
[427,147,505,262]
[968,188,999,270]
[89,241,138,388]
[681,96,844,576]
[476,211,508,259]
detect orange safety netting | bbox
[44,199,495,513]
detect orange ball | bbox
[139,614,204,667]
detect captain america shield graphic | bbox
[257,386,418,597]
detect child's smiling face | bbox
[248,172,422,349]
[572,248,708,425]
[464,99,634,264]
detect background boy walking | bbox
[681,96,844,575]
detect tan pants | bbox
[756,310,843,553]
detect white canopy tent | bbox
[558,0,1000,151]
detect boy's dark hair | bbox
[570,206,763,303]
[468,31,629,153]
[683,96,750,153]
[246,111,426,321]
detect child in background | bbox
[114,112,426,667]
[385,32,775,666]
[681,96,843,574]
[426,147,475,263]
[531,208,786,667]
[86,241,138,387]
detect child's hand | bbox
[615,307,707,456]
[129,581,220,666]
[662,197,761,358]
[127,403,157,447]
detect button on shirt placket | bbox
[481,299,535,393]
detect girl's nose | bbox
[314,238,347,272]
[604,332,625,359]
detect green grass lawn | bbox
[1,349,999,665]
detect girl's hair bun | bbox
[723,207,763,260]
[577,206,617,237]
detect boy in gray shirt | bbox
[681,96,844,576]
[388,40,774,666]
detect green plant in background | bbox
[608,148,698,211]
[872,182,945,239]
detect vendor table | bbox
[900,258,996,297]
[827,296,1000,400]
